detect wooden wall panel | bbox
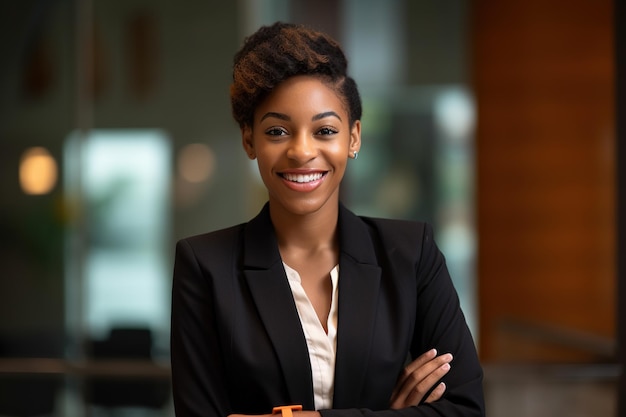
[614,0,625,411]
[472,0,615,362]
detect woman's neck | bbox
[269,201,339,258]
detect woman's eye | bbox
[266,127,287,136]
[317,127,338,136]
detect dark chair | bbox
[0,330,63,417]
[83,327,170,410]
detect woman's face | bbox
[242,75,361,217]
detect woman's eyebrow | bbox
[260,111,342,122]
[313,111,342,122]
[260,112,290,122]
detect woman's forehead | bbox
[255,76,348,121]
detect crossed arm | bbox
[229,348,453,417]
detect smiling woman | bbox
[170,22,484,417]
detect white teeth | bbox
[282,172,324,183]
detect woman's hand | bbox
[389,349,453,409]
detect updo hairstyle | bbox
[230,22,362,129]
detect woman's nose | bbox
[287,133,316,162]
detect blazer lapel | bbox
[242,204,315,409]
[333,204,382,408]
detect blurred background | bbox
[0,0,621,416]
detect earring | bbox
[352,151,358,160]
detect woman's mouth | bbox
[280,172,326,183]
[278,171,327,192]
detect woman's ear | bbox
[349,120,361,157]
[241,126,256,160]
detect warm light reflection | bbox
[177,143,216,183]
[19,147,58,195]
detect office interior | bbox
[0,0,623,416]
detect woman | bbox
[171,22,484,417]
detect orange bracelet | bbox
[272,405,303,417]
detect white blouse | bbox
[283,263,339,411]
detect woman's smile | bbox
[279,170,328,192]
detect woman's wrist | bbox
[294,412,321,417]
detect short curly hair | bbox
[230,22,362,129]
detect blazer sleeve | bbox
[409,222,485,416]
[320,222,485,417]
[171,238,231,417]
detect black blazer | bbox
[171,203,484,417]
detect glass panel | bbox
[345,87,477,337]
[64,129,171,353]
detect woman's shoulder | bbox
[356,215,443,272]
[177,223,246,253]
[356,214,440,262]
[359,215,432,242]
[339,204,435,254]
